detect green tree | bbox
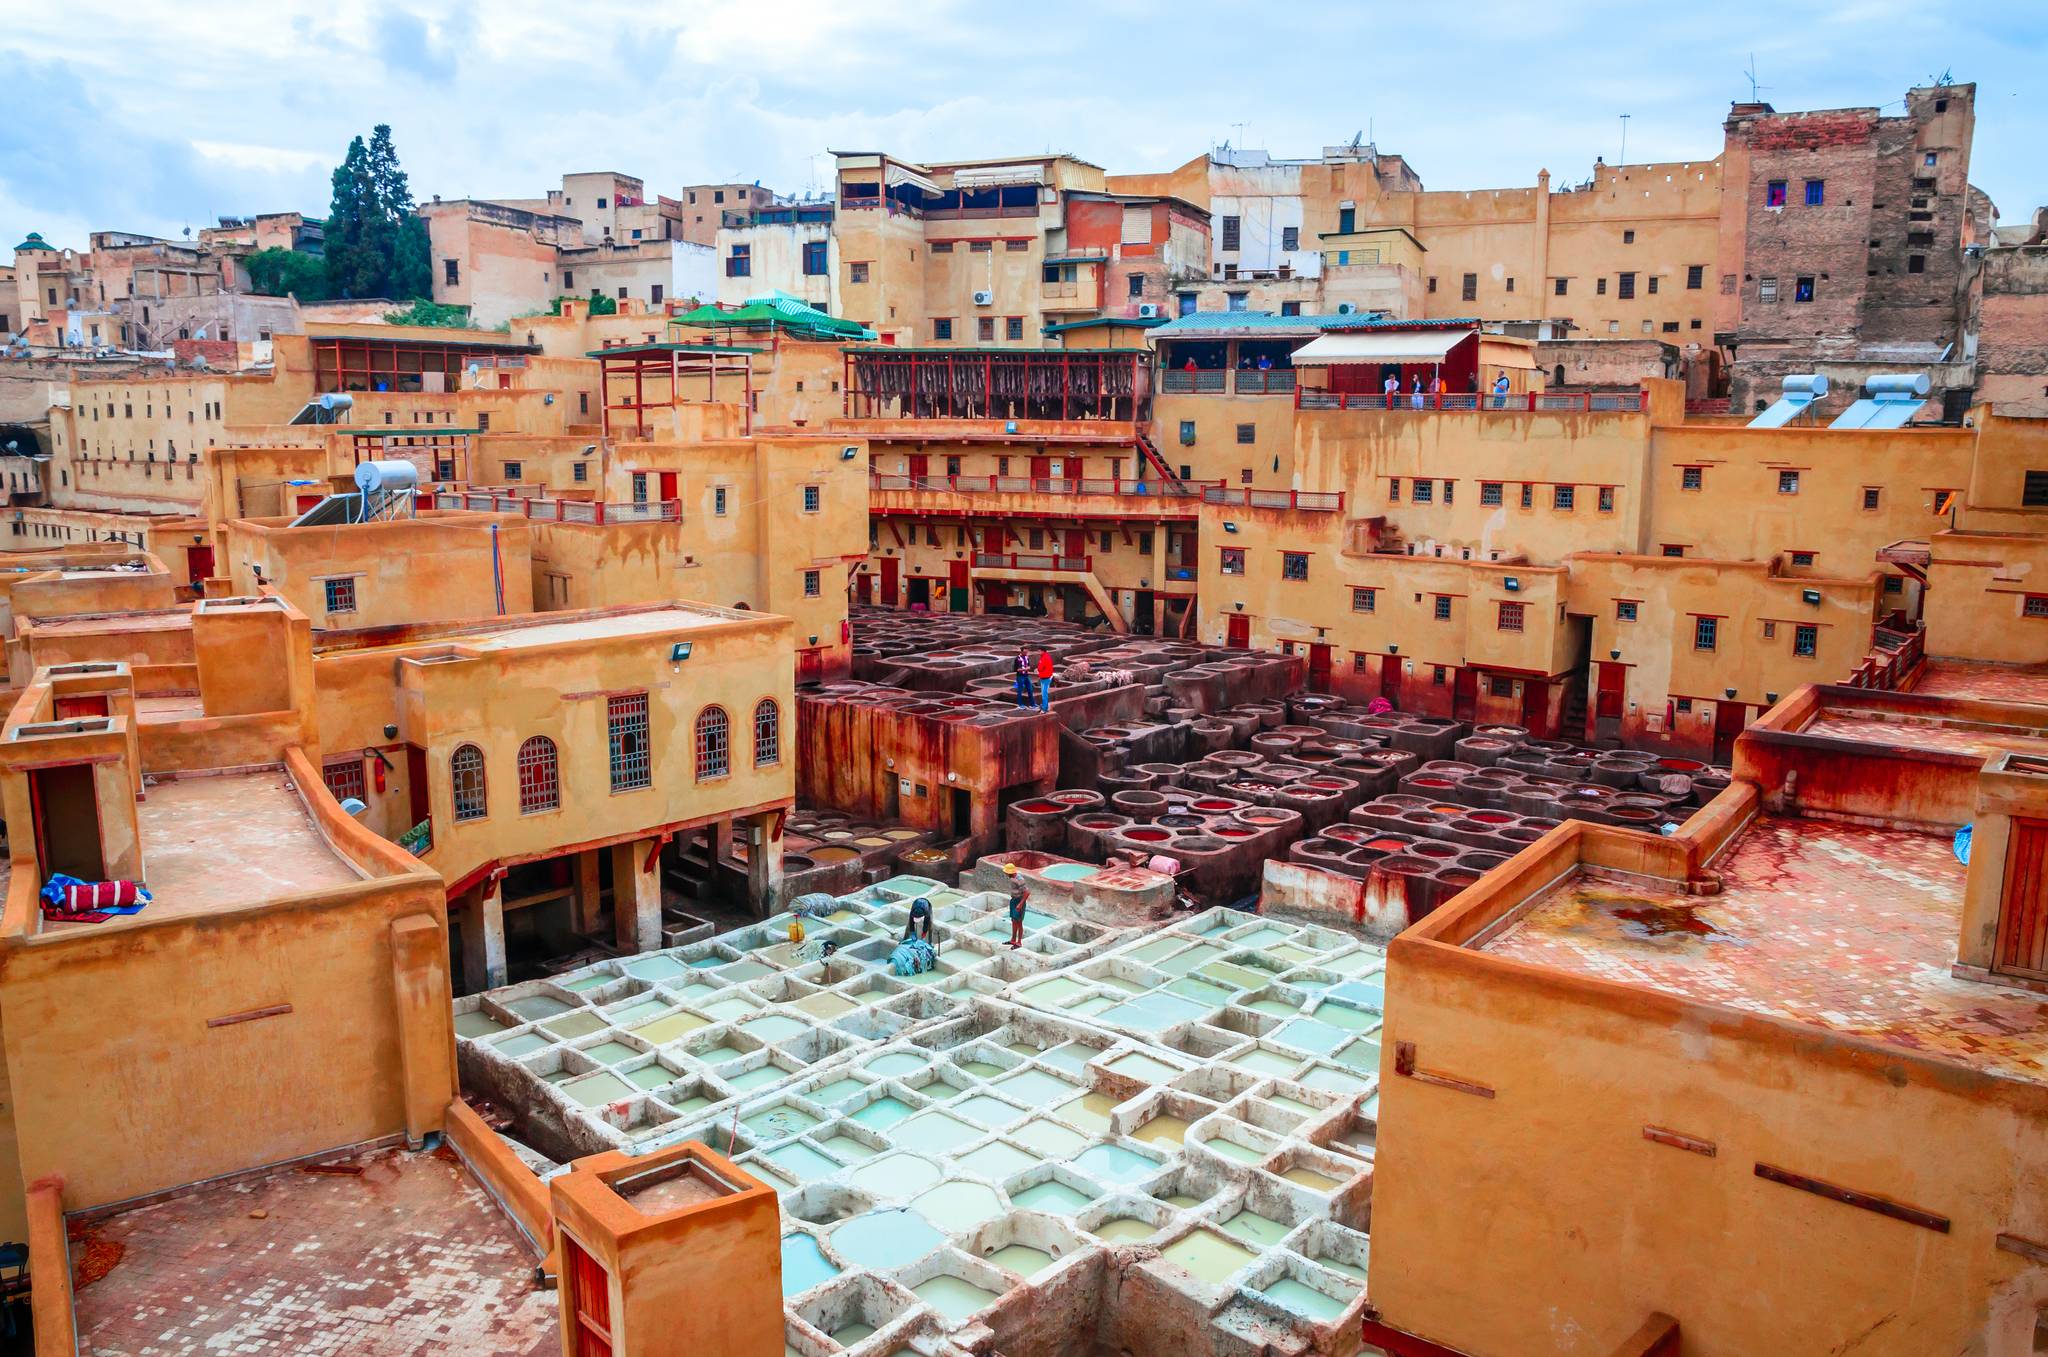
[244,247,330,300]
[368,125,432,300]
[381,299,475,329]
[585,290,618,316]
[322,125,432,300]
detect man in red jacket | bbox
[1035,648,1054,712]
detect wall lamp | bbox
[1222,521,1239,533]
[1503,576,1521,591]
[1609,649,1621,661]
[670,642,693,662]
[1387,644,1399,655]
[840,446,860,461]
[1801,588,1822,606]
[1724,687,1738,700]
[1765,691,1779,704]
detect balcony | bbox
[432,491,680,524]
[1296,390,1646,413]
[1160,369,1297,396]
[972,551,1091,572]
[872,473,1214,501]
[1201,486,1346,512]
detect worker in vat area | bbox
[1013,646,1033,708]
[1003,865,1030,949]
[1035,648,1055,712]
[904,896,939,953]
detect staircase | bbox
[1559,676,1596,745]
[1133,430,1186,492]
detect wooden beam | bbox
[1753,1162,1950,1233]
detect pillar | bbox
[745,812,784,919]
[461,879,507,993]
[612,838,662,954]
[1150,527,1169,635]
[389,914,455,1146]
[573,848,604,937]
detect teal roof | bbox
[670,291,875,342]
[12,232,52,252]
[1147,310,1387,338]
[1043,316,1167,335]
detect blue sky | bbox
[3,0,2042,254]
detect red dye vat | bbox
[1016,800,1064,814]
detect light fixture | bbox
[670,641,693,662]
[1724,687,1737,700]
[581,444,596,456]
[1765,691,1779,704]
[840,446,860,461]
[383,723,399,740]
[1609,649,1620,661]
[1004,421,1018,434]
[1388,644,1399,655]
[1503,576,1521,592]
[1801,588,1821,606]
[1222,521,1239,533]
[808,635,818,645]
[1233,602,1244,611]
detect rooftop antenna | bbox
[1743,54,1772,103]
[1619,114,1630,167]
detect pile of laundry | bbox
[39,875,151,924]
[889,937,936,977]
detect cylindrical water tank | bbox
[1866,373,1931,397]
[354,459,420,496]
[1780,374,1829,398]
[317,392,355,412]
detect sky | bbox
[3,0,2043,254]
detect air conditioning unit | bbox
[973,290,995,306]
[1335,302,1357,315]
[1137,303,1160,318]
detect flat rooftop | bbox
[463,606,738,652]
[71,1144,556,1356]
[1910,659,2048,706]
[1481,815,2048,1084]
[21,609,190,639]
[45,769,365,933]
[1800,707,2048,762]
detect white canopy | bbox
[1289,331,1469,366]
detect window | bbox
[1884,575,1904,594]
[443,258,460,285]
[1505,277,1515,293]
[1428,276,1438,293]
[1762,621,1776,640]
[1804,179,1825,207]
[850,261,870,284]
[1280,301,1301,316]
[802,241,827,275]
[1778,470,1800,494]
[1693,617,1718,651]
[1280,226,1299,251]
[1005,317,1024,341]
[609,693,652,791]
[1793,623,1819,657]
[1790,551,1814,567]
[1461,273,1477,301]
[1596,277,1609,296]
[518,737,560,813]
[650,283,662,304]
[978,317,995,342]
[1520,483,1534,509]
[631,472,648,504]
[1005,239,1028,252]
[802,484,821,513]
[1648,276,1660,295]
[1480,481,1503,506]
[1433,666,1448,686]
[803,569,820,598]
[1934,490,1957,515]
[2022,471,2048,507]
[1759,276,1778,303]
[1219,548,1245,575]
[1554,278,1568,296]
[562,270,574,288]
[1686,264,1704,290]
[323,577,357,615]
[1553,485,1575,511]
[596,196,608,209]
[1617,272,1636,300]
[322,756,365,803]
[451,745,487,821]
[1412,480,1434,504]
[1221,216,1241,250]
[503,460,522,481]
[2025,596,2048,618]
[1681,466,1703,491]
[1597,486,1615,513]
[573,459,589,484]
[726,245,751,278]
[1433,595,1453,621]
[1907,254,1926,274]
[968,240,992,253]
[1616,600,1638,622]
[1443,481,1455,505]
[933,318,953,341]
[1128,274,1145,298]
[1351,587,1376,613]
[1498,601,1525,632]
[713,486,728,515]
[1793,276,1815,303]
[1235,423,1256,445]
[1766,180,1787,208]
[932,241,955,254]
[1226,292,1248,312]
[1282,552,1309,581]
[1388,478,1401,502]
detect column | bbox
[612,838,662,954]
[573,848,604,937]
[461,880,507,993]
[1150,527,1169,635]
[745,812,785,919]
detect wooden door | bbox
[564,1235,615,1357]
[658,471,678,502]
[1595,662,1626,719]
[948,559,970,611]
[1225,614,1250,649]
[1995,817,2048,981]
[30,764,104,883]
[1134,589,1155,635]
[855,571,873,605]
[1451,668,1479,721]
[1520,677,1550,738]
[406,745,431,831]
[1712,699,1748,763]
[186,544,215,586]
[53,694,110,720]
[1309,643,1333,693]
[1029,455,1052,483]
[1063,529,1087,563]
[906,454,929,481]
[1380,655,1404,706]
[879,556,899,605]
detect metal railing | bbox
[972,551,1092,572]
[433,492,679,524]
[1162,369,1228,394]
[1297,390,1646,413]
[1234,370,1295,395]
[1201,486,1346,512]
[870,474,1217,500]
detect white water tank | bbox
[354,460,420,496]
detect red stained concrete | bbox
[1910,660,2048,706]
[1803,710,2048,761]
[1482,816,2048,1082]
[72,1145,557,1356]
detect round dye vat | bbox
[1468,810,1515,824]
[1657,757,1707,772]
[808,845,861,863]
[1016,800,1064,814]
[1411,842,1459,859]
[1041,862,1098,881]
[1363,838,1410,852]
[1191,799,1235,812]
[1214,827,1255,840]
[1126,828,1172,843]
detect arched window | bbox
[753,699,780,767]
[517,736,559,813]
[451,744,487,821]
[1553,364,1567,387]
[695,706,730,779]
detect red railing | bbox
[1201,486,1345,512]
[1842,624,1926,691]
[433,492,680,523]
[870,474,1217,500]
[972,551,1092,572]
[1296,390,1646,413]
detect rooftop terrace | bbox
[1910,659,2048,706]
[1480,814,2048,1084]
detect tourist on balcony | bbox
[1013,648,1033,708]
[1492,372,1511,408]
[1036,648,1055,712]
[1411,374,1425,410]
[1256,353,1272,371]
[1382,373,1400,409]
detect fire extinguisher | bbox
[368,747,394,794]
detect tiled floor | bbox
[73,1145,557,1356]
[1483,815,2048,1083]
[1805,710,2048,761]
[1911,660,2048,706]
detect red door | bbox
[1595,662,1627,720]
[186,544,215,587]
[879,556,900,606]
[1063,529,1087,564]
[1029,455,1052,485]
[658,471,678,502]
[1995,817,2048,982]
[1226,614,1251,649]
[53,694,110,720]
[1712,699,1748,763]
[985,582,1010,609]
[1380,655,1403,706]
[906,454,929,482]
[1450,668,1479,721]
[856,571,873,605]
[564,1235,615,1357]
[1520,677,1551,737]
[296,493,324,512]
[406,745,431,831]
[1308,643,1333,693]
[947,559,970,611]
